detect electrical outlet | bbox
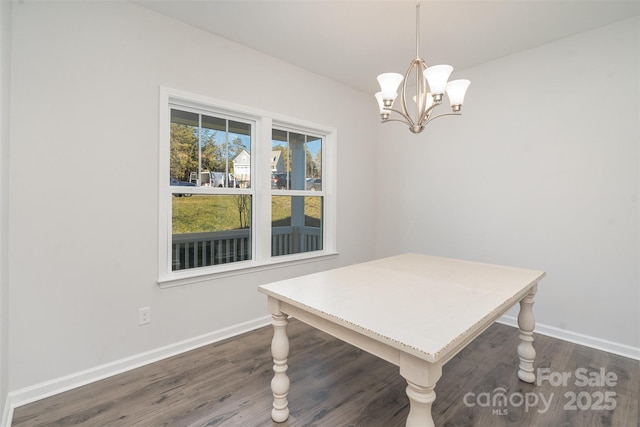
[138,307,151,325]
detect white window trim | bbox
[158,87,337,287]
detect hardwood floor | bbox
[12,319,639,427]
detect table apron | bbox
[432,282,539,364]
[277,300,403,367]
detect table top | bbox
[259,253,545,362]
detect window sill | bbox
[157,251,339,289]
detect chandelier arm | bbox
[424,111,461,125]
[381,117,414,126]
[383,107,414,126]
[415,61,428,125]
[399,68,416,128]
[417,99,442,125]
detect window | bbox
[271,129,323,257]
[158,88,336,284]
[169,108,253,271]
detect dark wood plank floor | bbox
[12,319,639,427]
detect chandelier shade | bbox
[423,64,453,95]
[446,79,471,110]
[377,73,404,102]
[375,2,470,134]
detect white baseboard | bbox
[1,403,12,427]
[2,315,271,427]
[497,315,640,361]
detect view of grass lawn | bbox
[172,194,322,234]
[272,195,322,228]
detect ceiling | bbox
[134,0,640,94]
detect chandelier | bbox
[375,1,470,134]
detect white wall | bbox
[376,17,640,351]
[0,0,12,419]
[7,1,377,393]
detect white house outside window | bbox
[158,88,337,285]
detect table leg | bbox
[270,313,290,422]
[517,283,537,383]
[400,353,442,427]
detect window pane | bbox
[271,129,290,190]
[271,129,322,191]
[306,136,322,190]
[171,109,252,189]
[271,195,322,256]
[201,115,225,184]
[228,120,251,188]
[172,194,252,270]
[288,132,306,190]
[306,136,322,182]
[170,109,199,183]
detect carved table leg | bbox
[400,353,442,427]
[517,283,537,383]
[270,313,290,422]
[405,381,437,427]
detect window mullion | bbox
[198,114,202,184]
[254,117,272,263]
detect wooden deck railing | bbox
[172,226,322,271]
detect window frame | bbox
[158,87,337,286]
[269,124,327,258]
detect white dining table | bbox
[258,253,545,427]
